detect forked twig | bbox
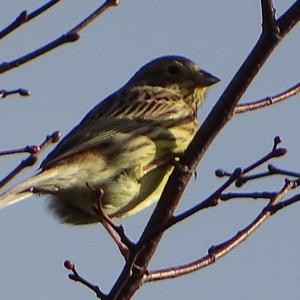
[0,0,119,74]
[64,260,106,299]
[142,137,286,242]
[139,168,242,245]
[0,0,62,40]
[0,131,61,189]
[144,179,300,282]
[216,136,287,187]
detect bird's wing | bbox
[41,87,189,170]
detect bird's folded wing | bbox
[41,117,177,169]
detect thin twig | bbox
[243,136,285,174]
[235,82,300,113]
[216,136,286,187]
[0,0,119,74]
[144,179,299,282]
[0,131,61,189]
[140,136,288,244]
[0,156,38,189]
[270,192,300,214]
[69,0,119,33]
[268,164,300,178]
[0,0,61,40]
[220,191,276,201]
[226,162,300,187]
[221,179,300,203]
[0,88,30,99]
[0,145,39,156]
[139,168,242,245]
[64,260,106,299]
[0,11,27,40]
[92,188,134,260]
[39,131,61,151]
[27,0,61,21]
[0,33,79,74]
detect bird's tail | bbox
[0,169,59,209]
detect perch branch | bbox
[109,2,300,298]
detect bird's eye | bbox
[166,65,182,75]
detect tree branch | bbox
[0,0,61,40]
[64,260,106,299]
[0,131,61,189]
[109,2,300,299]
[144,179,300,282]
[138,136,286,245]
[0,0,119,74]
[261,0,279,35]
[235,81,300,113]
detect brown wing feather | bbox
[41,86,193,170]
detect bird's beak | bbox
[195,70,220,87]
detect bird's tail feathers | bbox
[0,170,58,209]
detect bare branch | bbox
[0,145,39,157]
[140,137,287,244]
[270,192,300,214]
[268,164,300,177]
[27,0,61,21]
[0,0,61,40]
[219,162,300,188]
[64,260,106,299]
[216,136,287,187]
[241,136,285,173]
[0,33,79,74]
[0,156,38,189]
[92,187,134,260]
[235,82,300,113]
[0,0,119,74]
[0,131,61,189]
[138,168,242,245]
[0,88,30,99]
[0,11,27,40]
[144,179,299,282]
[220,191,276,201]
[278,1,300,34]
[70,0,119,33]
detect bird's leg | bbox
[29,185,60,194]
[143,154,196,178]
[142,154,177,176]
[92,188,134,260]
[172,154,197,178]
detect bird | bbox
[0,55,219,225]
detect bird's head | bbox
[127,55,219,104]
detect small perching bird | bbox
[0,56,219,225]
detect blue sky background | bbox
[0,1,300,299]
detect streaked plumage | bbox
[0,56,219,224]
